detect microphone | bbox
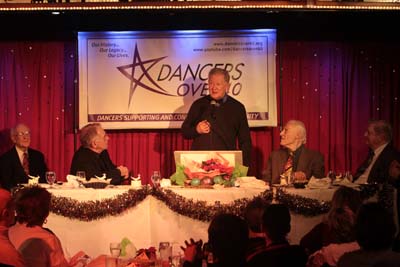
[210,99,220,107]
[210,100,219,121]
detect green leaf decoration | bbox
[169,164,186,186]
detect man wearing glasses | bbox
[0,123,47,190]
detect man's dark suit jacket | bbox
[0,146,47,190]
[263,146,325,184]
[69,146,123,185]
[354,144,400,184]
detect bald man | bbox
[0,124,47,190]
[263,120,325,185]
[70,123,129,185]
[0,189,25,267]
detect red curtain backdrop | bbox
[0,40,399,184]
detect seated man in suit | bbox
[0,123,47,190]
[69,123,129,185]
[263,120,325,185]
[353,120,400,184]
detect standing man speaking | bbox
[181,67,252,167]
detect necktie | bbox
[353,150,375,180]
[282,151,294,180]
[22,152,29,175]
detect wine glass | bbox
[45,171,56,188]
[109,242,121,257]
[151,171,161,187]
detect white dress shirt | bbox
[355,143,388,184]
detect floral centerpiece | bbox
[170,152,248,187]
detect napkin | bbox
[307,177,331,189]
[85,178,110,184]
[236,176,269,189]
[28,175,40,185]
[66,175,81,188]
[95,173,107,180]
[131,176,142,188]
[334,178,360,189]
[160,178,171,188]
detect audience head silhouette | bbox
[14,186,51,227]
[263,203,291,243]
[355,202,395,251]
[0,188,15,227]
[329,186,362,214]
[208,213,248,267]
[244,197,269,234]
[326,186,361,243]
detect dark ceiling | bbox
[0,6,399,41]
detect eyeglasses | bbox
[16,131,30,137]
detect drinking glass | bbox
[159,242,172,262]
[151,171,161,187]
[76,171,86,181]
[171,254,183,267]
[45,171,56,188]
[109,242,121,257]
[344,171,353,182]
[288,172,295,185]
[327,170,336,183]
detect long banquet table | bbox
[46,186,336,258]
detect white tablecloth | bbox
[46,186,334,258]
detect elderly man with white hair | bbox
[263,120,325,185]
[0,123,47,190]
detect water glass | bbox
[45,171,56,187]
[105,256,118,267]
[171,254,183,267]
[151,171,161,187]
[344,171,353,182]
[159,241,172,261]
[327,170,336,182]
[109,242,121,257]
[76,171,86,181]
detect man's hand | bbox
[196,120,211,134]
[117,165,129,178]
[293,171,307,182]
[180,238,203,263]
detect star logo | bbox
[117,44,174,108]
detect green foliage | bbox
[213,175,223,184]
[120,237,132,257]
[169,164,186,186]
[232,165,248,179]
[190,178,201,186]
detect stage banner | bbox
[78,30,277,129]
